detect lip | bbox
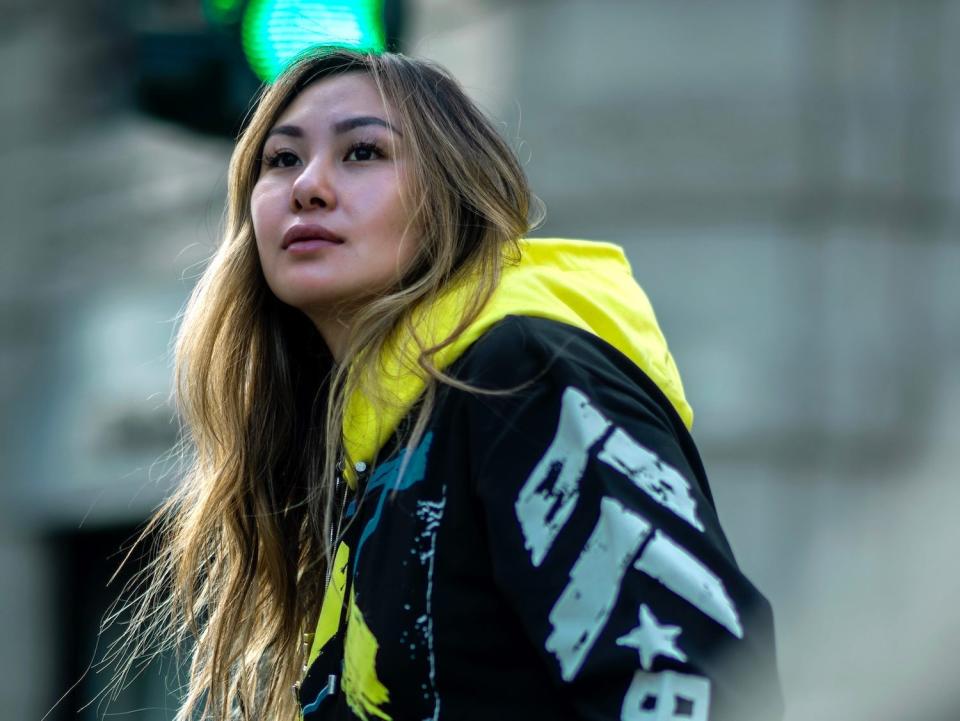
[281,224,346,250]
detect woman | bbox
[115,47,782,721]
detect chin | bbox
[268,274,351,306]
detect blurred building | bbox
[2,1,958,719]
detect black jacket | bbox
[297,316,783,721]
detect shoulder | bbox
[443,315,714,510]
[452,315,636,390]
[452,315,690,441]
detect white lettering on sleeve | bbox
[546,496,653,680]
[621,670,710,721]
[597,427,705,532]
[634,530,743,639]
[515,386,611,566]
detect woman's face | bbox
[251,72,417,326]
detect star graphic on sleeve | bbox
[616,604,688,670]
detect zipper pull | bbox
[301,631,313,673]
[298,674,338,713]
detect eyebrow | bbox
[265,116,403,140]
[333,115,403,136]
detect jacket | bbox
[296,238,783,721]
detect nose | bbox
[290,159,336,212]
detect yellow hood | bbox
[342,237,692,486]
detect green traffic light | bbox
[241,0,385,82]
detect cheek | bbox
[250,189,284,257]
[390,190,421,264]
[249,187,270,240]
[249,194,277,278]
[374,179,416,240]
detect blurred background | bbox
[2,0,959,719]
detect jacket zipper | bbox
[324,471,343,591]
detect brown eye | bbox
[264,150,300,168]
[344,142,383,162]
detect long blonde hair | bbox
[107,47,540,720]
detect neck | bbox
[306,312,352,363]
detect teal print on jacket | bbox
[353,432,435,574]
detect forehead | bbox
[274,72,389,128]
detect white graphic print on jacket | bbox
[414,492,446,721]
[545,496,653,680]
[514,387,742,717]
[621,670,710,721]
[515,388,611,567]
[515,388,706,569]
[634,531,743,639]
[616,604,687,670]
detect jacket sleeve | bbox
[462,319,783,721]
